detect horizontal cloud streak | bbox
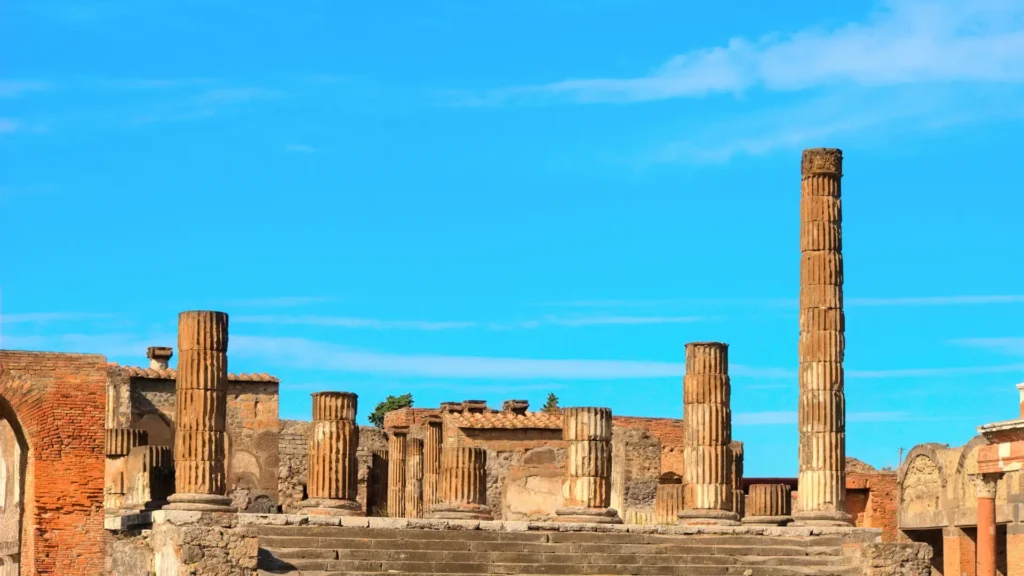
[948,337,1024,358]
[848,295,1024,306]
[235,314,715,331]
[735,410,911,426]
[234,315,476,331]
[0,312,113,324]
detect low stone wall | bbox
[106,511,259,576]
[844,541,934,576]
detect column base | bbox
[677,509,741,526]
[742,515,793,526]
[164,493,236,512]
[426,503,493,521]
[300,498,363,517]
[790,510,853,527]
[555,507,623,524]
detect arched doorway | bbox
[0,410,26,575]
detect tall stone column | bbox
[556,407,621,524]
[302,392,361,516]
[167,310,234,511]
[655,474,684,525]
[743,484,793,525]
[387,428,408,518]
[794,148,851,526]
[405,439,424,518]
[423,417,443,513]
[428,446,492,520]
[975,474,999,576]
[679,342,739,525]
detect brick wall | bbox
[612,416,685,475]
[848,472,899,543]
[1008,525,1023,576]
[0,351,108,576]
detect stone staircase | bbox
[256,523,866,576]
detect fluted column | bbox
[428,446,492,520]
[655,475,684,525]
[301,392,361,516]
[743,484,793,525]
[387,428,408,518]
[104,429,148,510]
[369,449,389,516]
[167,310,234,511]
[730,441,745,520]
[405,439,424,518]
[794,148,851,526]
[556,407,621,524]
[679,342,739,525]
[423,417,443,514]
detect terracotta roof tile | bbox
[111,364,280,383]
[445,410,561,430]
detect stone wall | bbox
[611,425,661,522]
[845,541,934,576]
[612,416,686,475]
[849,471,899,542]
[0,351,108,575]
[277,420,387,513]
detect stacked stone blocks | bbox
[429,446,493,520]
[556,407,621,524]
[744,484,793,525]
[302,392,361,516]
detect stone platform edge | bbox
[105,511,882,542]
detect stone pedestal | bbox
[743,483,793,525]
[678,342,739,526]
[405,439,424,519]
[793,148,851,527]
[387,428,408,518]
[556,407,622,524]
[655,478,684,525]
[429,446,492,520]
[166,310,234,512]
[423,417,442,514]
[301,392,361,516]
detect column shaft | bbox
[556,407,621,524]
[303,392,361,516]
[743,484,793,525]
[387,430,407,518]
[679,342,738,525]
[730,441,744,519]
[975,475,999,576]
[405,439,424,519]
[168,310,233,511]
[428,446,492,520]
[655,482,684,525]
[423,419,443,513]
[795,148,850,526]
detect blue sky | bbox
[2,0,1023,476]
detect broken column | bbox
[428,446,493,520]
[423,416,443,514]
[655,473,684,525]
[730,441,745,519]
[743,484,793,525]
[302,392,361,516]
[679,342,739,525]
[794,148,851,526]
[556,407,621,524]
[406,439,424,518]
[387,427,408,518]
[167,310,234,511]
[104,429,148,511]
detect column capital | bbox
[972,473,1001,498]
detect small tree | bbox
[369,393,414,428]
[541,393,560,413]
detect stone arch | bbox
[0,396,27,575]
[953,435,1006,506]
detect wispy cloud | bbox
[233,313,715,331]
[538,315,713,327]
[95,77,218,90]
[0,80,52,98]
[0,119,19,134]
[0,332,171,358]
[230,296,336,309]
[847,364,1024,378]
[948,337,1024,358]
[734,410,912,426]
[230,335,793,380]
[285,143,317,153]
[131,86,283,125]
[0,312,113,324]
[479,0,1024,105]
[234,315,476,331]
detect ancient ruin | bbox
[3,147,998,575]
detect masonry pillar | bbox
[679,342,739,525]
[406,438,424,518]
[369,449,389,516]
[167,310,234,511]
[794,148,851,527]
[387,428,408,518]
[428,446,493,520]
[556,407,622,524]
[423,417,443,513]
[655,474,684,525]
[975,474,999,576]
[730,441,745,519]
[1008,522,1024,576]
[943,526,977,576]
[302,392,361,516]
[743,484,793,525]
